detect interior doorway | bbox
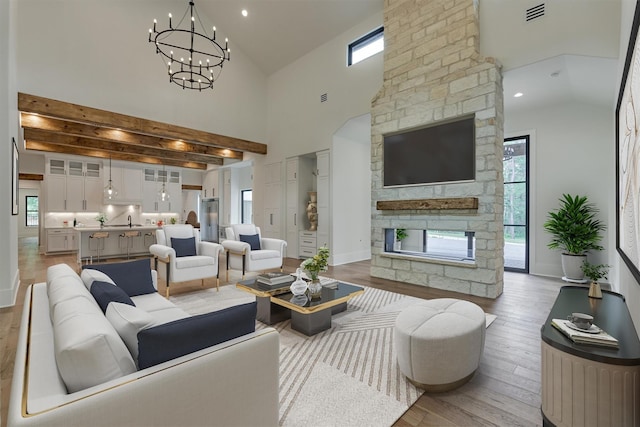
[503,135,529,272]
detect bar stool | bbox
[89,231,109,263]
[119,230,141,259]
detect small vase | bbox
[588,281,603,299]
[290,268,308,296]
[308,278,322,298]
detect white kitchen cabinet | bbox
[103,164,143,205]
[299,230,317,258]
[46,158,102,212]
[46,228,77,253]
[141,167,181,213]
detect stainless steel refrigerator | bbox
[200,198,219,243]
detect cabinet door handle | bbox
[294,213,296,226]
[270,214,273,225]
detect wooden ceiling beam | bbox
[24,128,223,166]
[18,92,267,155]
[20,113,243,160]
[25,141,208,170]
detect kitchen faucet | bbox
[128,215,132,228]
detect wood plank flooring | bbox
[1,237,564,426]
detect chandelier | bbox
[148,1,230,91]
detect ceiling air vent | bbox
[525,3,545,22]
[320,93,328,103]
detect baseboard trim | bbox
[0,268,20,308]
[332,250,371,266]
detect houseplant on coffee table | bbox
[301,246,329,297]
[543,194,606,282]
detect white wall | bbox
[254,11,383,247]
[1,0,20,307]
[332,114,371,265]
[505,101,614,278]
[15,0,267,144]
[615,0,640,336]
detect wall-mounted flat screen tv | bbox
[383,115,475,187]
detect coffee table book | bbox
[551,319,619,348]
[256,272,295,286]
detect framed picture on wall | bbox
[616,0,640,284]
[11,137,18,215]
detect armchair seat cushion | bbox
[175,255,216,270]
[250,250,281,261]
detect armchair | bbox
[222,224,287,280]
[149,224,223,297]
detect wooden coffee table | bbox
[236,278,364,335]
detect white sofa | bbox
[7,262,280,427]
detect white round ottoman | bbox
[394,298,486,391]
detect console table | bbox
[540,286,640,427]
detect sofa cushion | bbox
[106,302,156,361]
[137,301,257,369]
[239,234,261,250]
[52,296,136,393]
[80,268,116,291]
[174,255,215,270]
[249,249,281,261]
[48,266,97,321]
[91,281,135,314]
[171,237,197,257]
[82,259,155,297]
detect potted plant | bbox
[543,194,606,281]
[394,228,408,251]
[581,261,609,299]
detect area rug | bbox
[170,283,496,427]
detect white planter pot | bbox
[561,253,587,282]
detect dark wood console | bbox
[540,286,640,426]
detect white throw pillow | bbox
[106,302,156,362]
[53,296,136,393]
[80,268,116,291]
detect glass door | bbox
[503,136,529,272]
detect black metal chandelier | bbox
[148,1,230,91]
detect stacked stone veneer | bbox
[370,0,504,298]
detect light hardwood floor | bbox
[1,237,564,426]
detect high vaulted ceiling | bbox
[19,1,622,168]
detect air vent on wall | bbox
[525,3,545,22]
[320,93,328,103]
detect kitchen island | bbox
[75,225,159,264]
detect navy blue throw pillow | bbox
[171,237,197,257]
[137,301,257,369]
[82,259,155,297]
[239,233,261,250]
[90,281,135,313]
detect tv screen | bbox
[383,116,475,187]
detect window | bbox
[348,27,384,66]
[503,136,529,272]
[241,190,252,224]
[26,196,39,227]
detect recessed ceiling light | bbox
[241,9,248,17]
[514,92,524,98]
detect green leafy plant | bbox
[395,228,408,241]
[170,217,177,224]
[95,213,108,224]
[300,246,329,281]
[543,194,606,255]
[581,261,610,282]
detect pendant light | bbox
[104,157,118,200]
[158,164,170,202]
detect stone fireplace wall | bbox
[371,0,504,298]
